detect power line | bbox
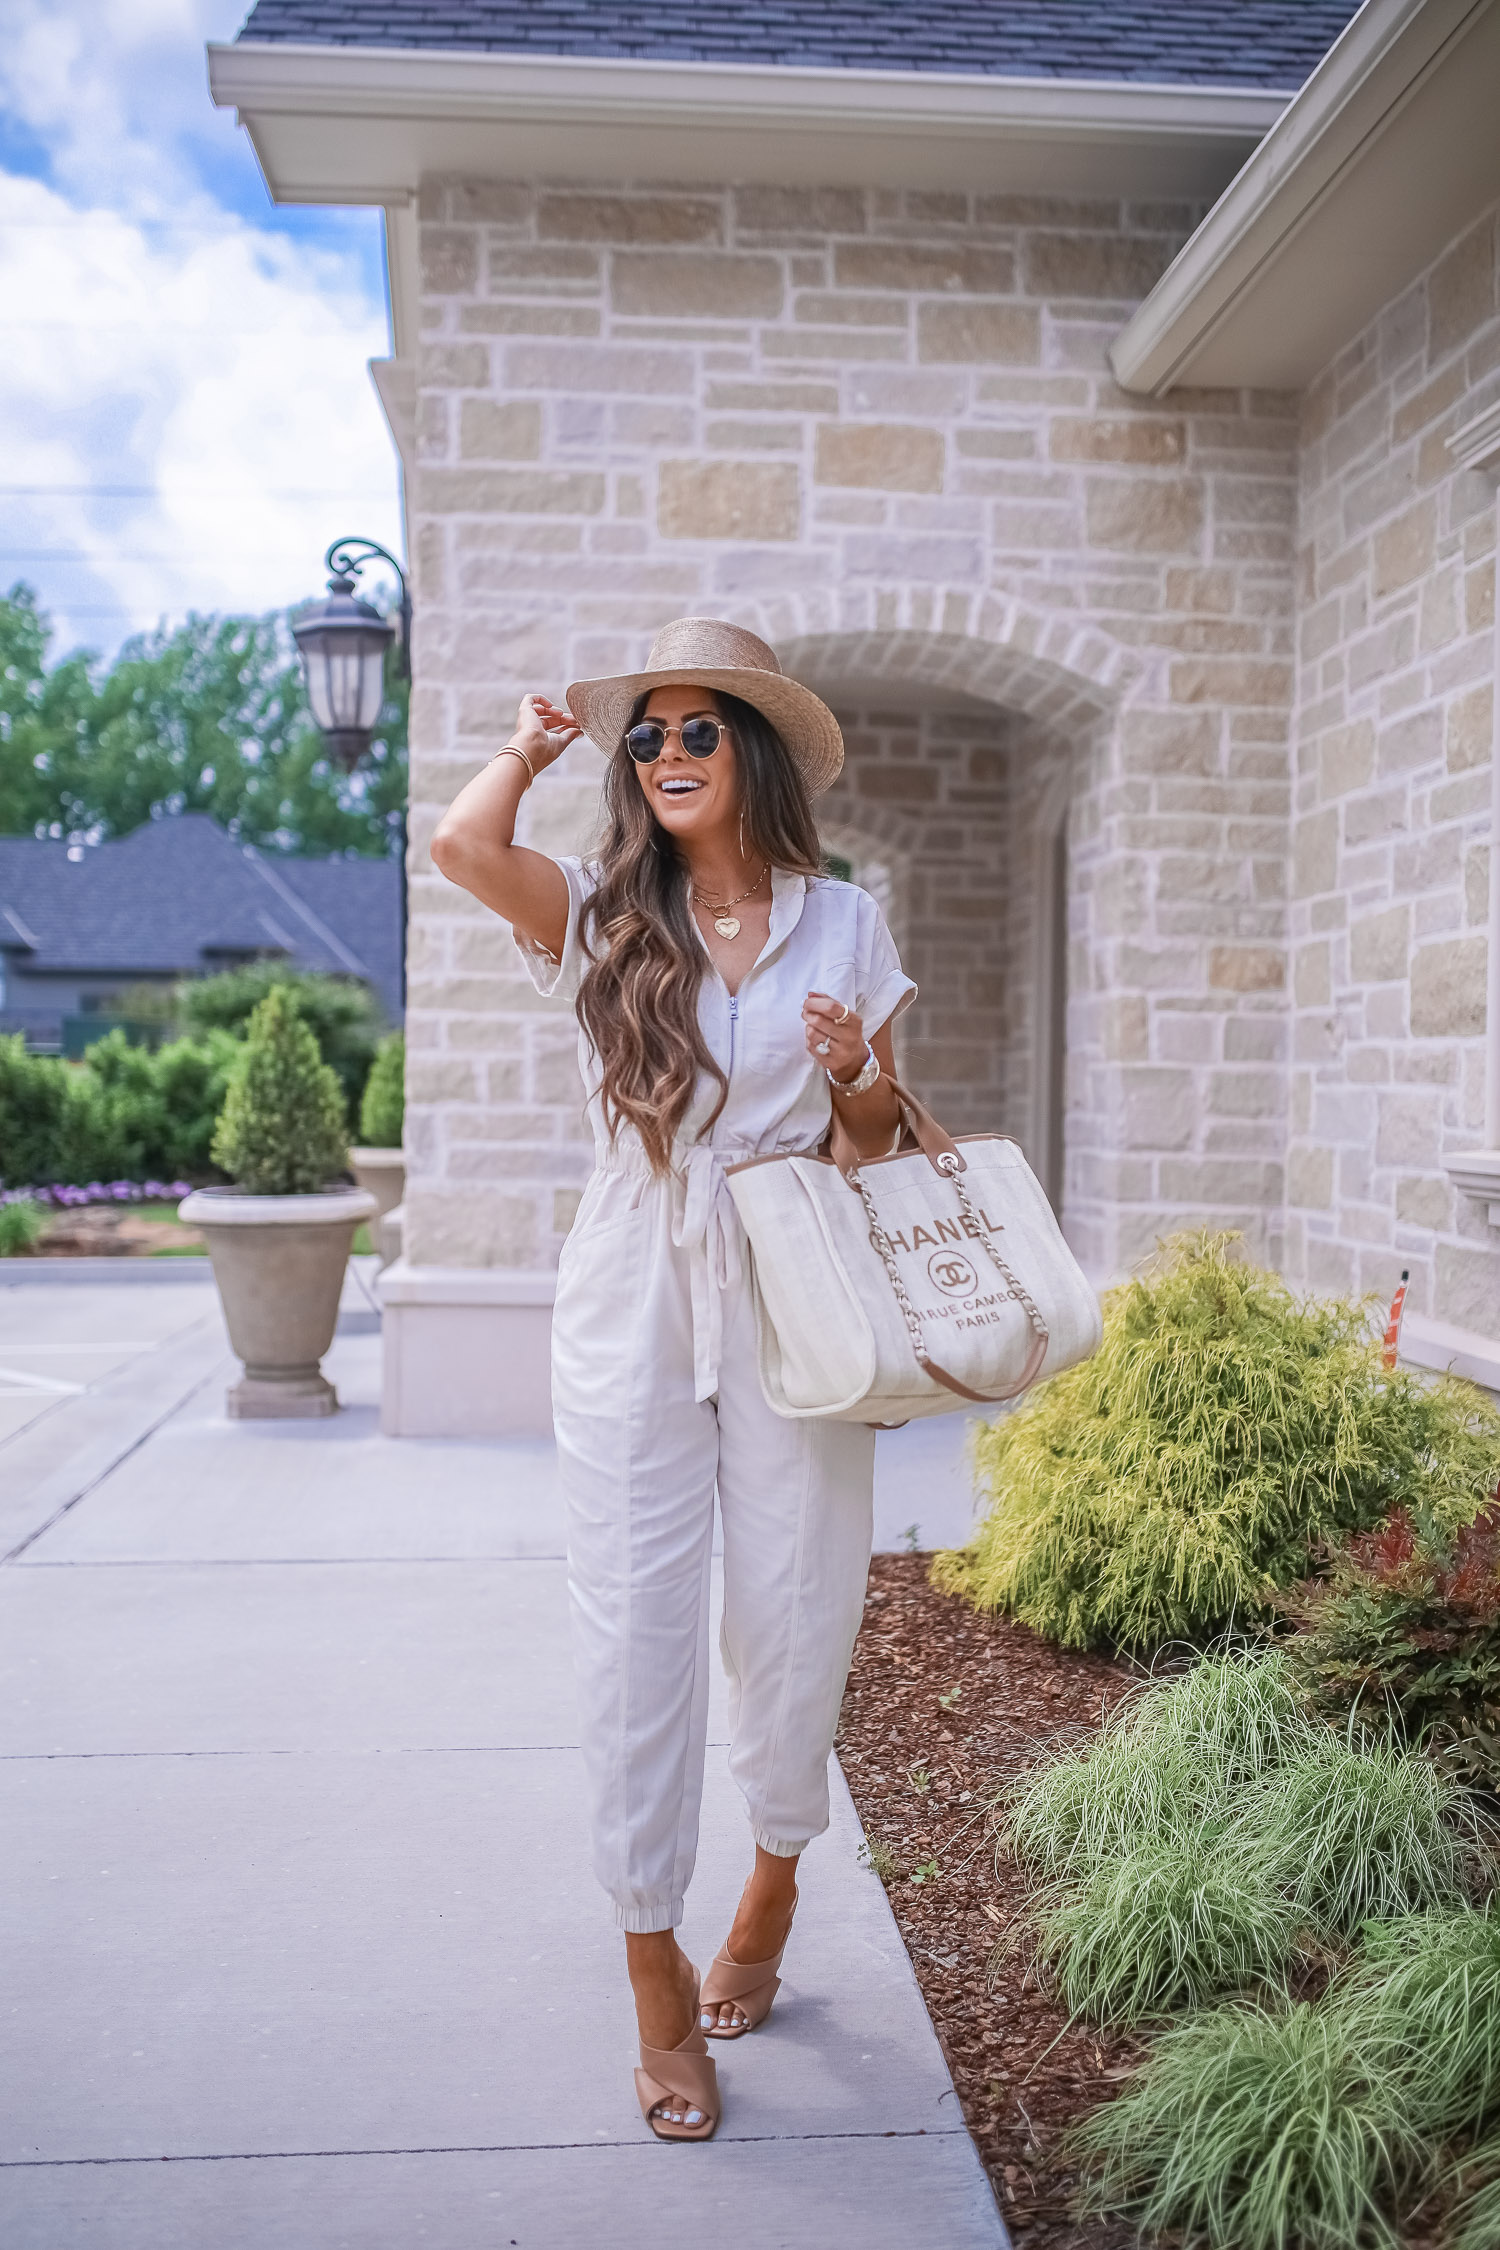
[0,484,395,498]
[4,322,385,335]
[0,216,380,235]
[0,548,330,563]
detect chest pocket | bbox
[738,953,857,1080]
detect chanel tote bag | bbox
[725,1080,1102,1424]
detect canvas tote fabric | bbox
[726,1127,1103,1423]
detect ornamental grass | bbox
[935,1232,1500,1653]
[1230,1732,1477,1940]
[1006,1647,1306,1882]
[1067,1910,1500,2248]
[1034,1840,1296,2025]
[1337,1907,1500,2142]
[1005,1651,1483,2025]
[1070,1999,1421,2250]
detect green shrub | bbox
[80,1029,169,1181]
[151,1031,241,1179]
[935,1233,1500,1652]
[1071,1998,1420,2250]
[1234,1733,1475,1940]
[1281,1503,1500,1789]
[0,1027,243,1186]
[0,1197,46,1255]
[357,1030,404,1147]
[211,987,348,1195]
[0,1035,106,1186]
[181,962,382,1115]
[1035,1840,1297,2024]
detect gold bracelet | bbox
[489,742,535,784]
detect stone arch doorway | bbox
[767,621,1112,1230]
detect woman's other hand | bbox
[802,992,866,1081]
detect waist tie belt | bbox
[672,1143,749,1405]
[594,1139,793,1403]
[595,1139,822,1403]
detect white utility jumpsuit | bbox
[519,859,917,1932]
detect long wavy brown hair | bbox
[576,690,823,1173]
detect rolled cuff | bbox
[752,1827,810,1860]
[614,1897,685,1934]
[860,971,918,1041]
[514,852,592,1002]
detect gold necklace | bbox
[692,863,767,942]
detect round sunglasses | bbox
[623,716,727,764]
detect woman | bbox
[430,618,915,2142]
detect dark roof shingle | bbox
[235,0,1358,90]
[0,816,403,1022]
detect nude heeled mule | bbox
[699,1890,798,2040]
[635,1975,721,2143]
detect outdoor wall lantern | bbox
[292,537,411,771]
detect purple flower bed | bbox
[0,1180,191,1209]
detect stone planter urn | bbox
[179,1185,377,1418]
[349,1147,406,1227]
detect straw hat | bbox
[565,618,843,796]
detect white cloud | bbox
[0,1,402,658]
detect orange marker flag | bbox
[1382,1269,1410,1370]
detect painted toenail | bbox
[686,2109,703,2125]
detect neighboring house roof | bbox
[0,816,403,1023]
[235,0,1358,90]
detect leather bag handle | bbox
[826,1071,963,1184]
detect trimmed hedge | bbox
[0,1028,241,1189]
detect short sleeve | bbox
[514,854,596,1003]
[855,890,917,1037]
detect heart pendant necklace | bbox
[693,862,767,946]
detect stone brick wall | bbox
[1286,203,1499,1329]
[405,178,1300,1282]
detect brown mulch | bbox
[27,1208,203,1256]
[837,1553,1143,2246]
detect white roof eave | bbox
[205,39,1291,208]
[1111,0,1500,395]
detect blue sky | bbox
[0,2,405,662]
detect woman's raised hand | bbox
[802,992,866,1082]
[512,693,583,773]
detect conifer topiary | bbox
[357,1031,404,1148]
[211,987,348,1195]
[935,1233,1500,1652]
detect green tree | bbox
[358,1031,405,1148]
[179,963,382,1117]
[0,587,94,836]
[212,988,349,1195]
[0,582,406,858]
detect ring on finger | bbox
[834,1003,850,1024]
[816,1038,831,1055]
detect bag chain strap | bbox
[935,1151,1049,1352]
[850,1150,1048,1383]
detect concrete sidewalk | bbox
[0,1260,1006,2249]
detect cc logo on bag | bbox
[927,1249,979,1298]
